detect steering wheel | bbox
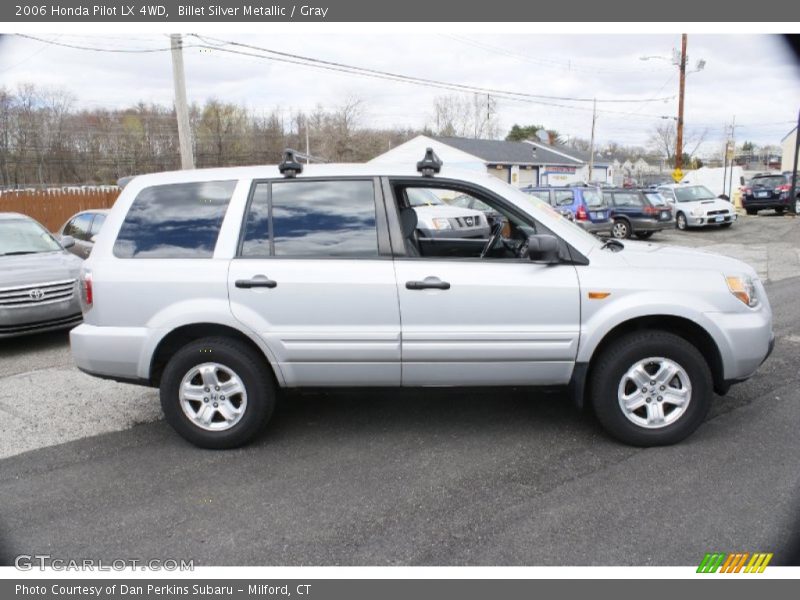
[480,222,505,259]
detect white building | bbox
[369,135,612,187]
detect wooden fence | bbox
[0,189,121,232]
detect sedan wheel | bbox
[611,219,630,239]
[676,213,687,230]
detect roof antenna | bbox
[279,149,303,178]
[416,147,442,177]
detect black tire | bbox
[676,212,688,230]
[635,231,654,240]
[775,207,785,215]
[160,336,276,449]
[746,208,757,216]
[589,330,713,446]
[611,218,631,239]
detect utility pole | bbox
[170,34,194,170]
[727,116,736,201]
[790,107,799,215]
[587,97,597,183]
[675,33,687,171]
[305,119,310,165]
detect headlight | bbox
[726,275,758,307]
[431,217,452,230]
[691,207,704,217]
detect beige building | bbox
[781,126,798,172]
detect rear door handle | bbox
[406,278,450,291]
[235,277,278,289]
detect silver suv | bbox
[71,150,774,449]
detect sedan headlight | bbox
[690,207,705,217]
[431,217,452,230]
[726,275,758,307]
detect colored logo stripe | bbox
[697,552,773,573]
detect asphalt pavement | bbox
[0,213,798,566]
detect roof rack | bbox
[416,148,442,177]
[279,149,303,178]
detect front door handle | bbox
[406,278,450,291]
[235,277,278,289]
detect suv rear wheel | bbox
[611,219,631,239]
[160,336,276,449]
[589,330,712,446]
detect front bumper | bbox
[705,303,773,382]
[686,213,737,227]
[0,296,83,338]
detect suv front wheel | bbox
[589,331,712,446]
[160,336,276,449]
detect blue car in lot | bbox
[602,188,675,239]
[521,185,612,235]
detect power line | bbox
[190,34,676,105]
[14,34,192,54]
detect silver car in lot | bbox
[656,184,738,230]
[0,213,83,337]
[71,153,774,450]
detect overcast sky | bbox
[1,32,798,156]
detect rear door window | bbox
[114,180,236,258]
[240,179,379,258]
[582,189,604,207]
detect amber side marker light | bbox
[588,292,611,299]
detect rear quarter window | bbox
[113,181,236,259]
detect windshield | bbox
[582,189,605,207]
[0,219,63,256]
[751,176,785,188]
[406,188,445,207]
[673,185,716,202]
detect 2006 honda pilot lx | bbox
[70,150,774,449]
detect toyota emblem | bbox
[29,289,46,301]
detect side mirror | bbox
[527,234,560,265]
[60,235,76,249]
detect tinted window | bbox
[553,190,574,206]
[89,213,106,237]
[114,181,235,259]
[612,192,644,207]
[240,180,378,258]
[64,213,93,241]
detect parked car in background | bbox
[521,186,611,235]
[59,209,110,259]
[0,213,83,337]
[656,184,737,230]
[71,152,773,449]
[741,173,799,215]
[405,188,491,240]
[448,192,508,228]
[603,188,674,239]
